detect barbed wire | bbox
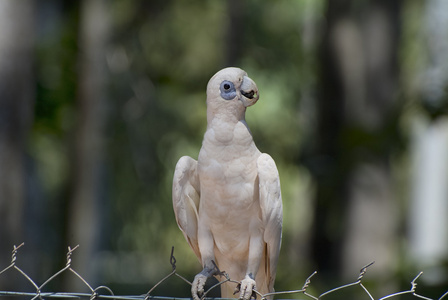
[0,243,447,300]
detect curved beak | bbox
[240,76,259,107]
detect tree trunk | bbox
[65,0,110,290]
[310,0,401,288]
[225,0,244,67]
[0,0,35,288]
[408,0,448,286]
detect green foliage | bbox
[31,0,321,291]
[28,0,448,297]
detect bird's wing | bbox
[172,156,201,263]
[257,153,283,291]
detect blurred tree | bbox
[62,0,111,291]
[308,0,402,290]
[0,0,36,289]
[408,0,448,292]
[225,0,244,66]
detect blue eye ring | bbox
[220,80,236,100]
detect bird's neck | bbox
[204,113,254,148]
[206,105,246,126]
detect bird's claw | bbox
[234,276,257,300]
[191,273,208,300]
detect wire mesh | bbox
[0,243,447,300]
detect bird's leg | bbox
[191,263,217,300]
[236,234,264,300]
[192,226,217,300]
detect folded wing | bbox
[172,156,201,263]
[257,153,283,292]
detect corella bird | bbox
[173,67,282,300]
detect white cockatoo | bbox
[172,67,282,300]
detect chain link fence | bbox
[0,243,447,300]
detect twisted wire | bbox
[0,244,446,300]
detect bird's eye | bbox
[220,81,236,100]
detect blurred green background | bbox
[0,0,447,298]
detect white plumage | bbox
[173,67,282,300]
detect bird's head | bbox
[206,67,259,121]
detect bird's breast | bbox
[197,121,261,216]
[198,156,257,210]
[196,119,264,269]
